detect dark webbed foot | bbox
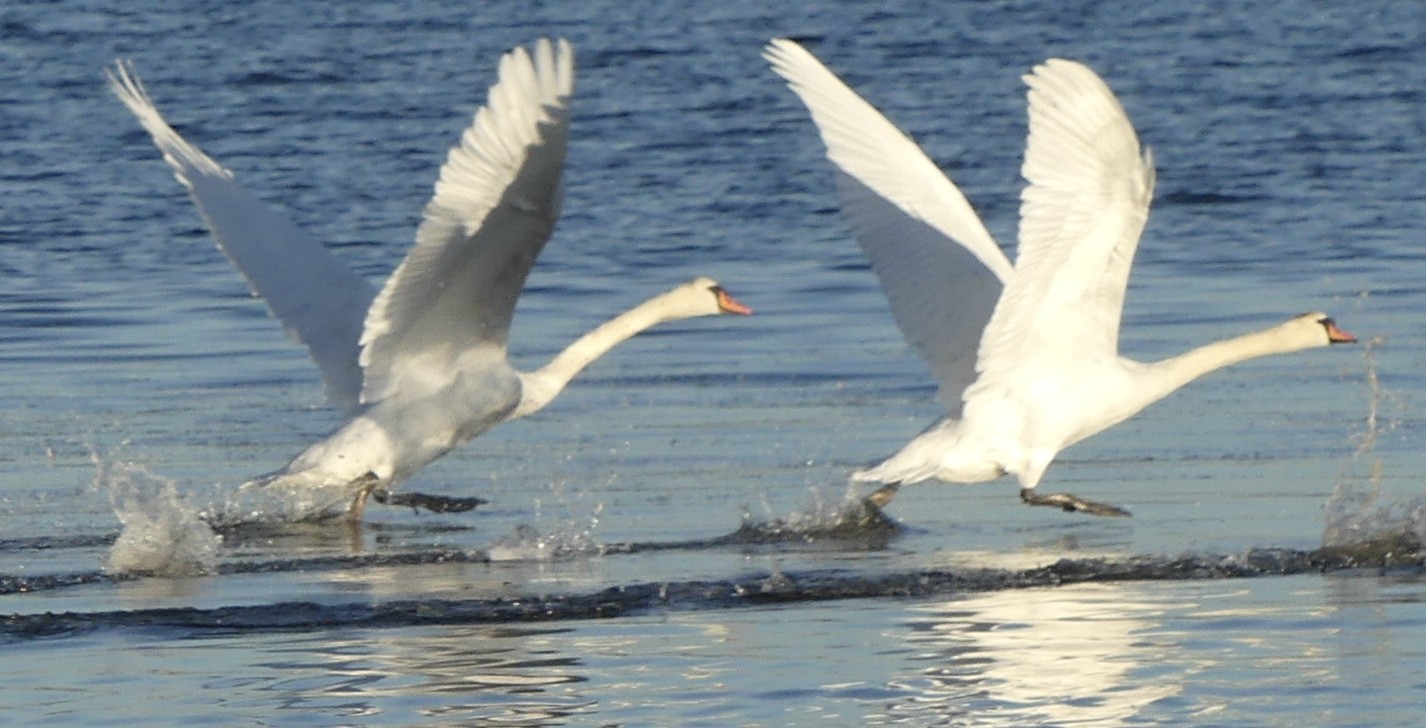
[864,482,901,509]
[1019,488,1131,517]
[372,489,488,514]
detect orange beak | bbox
[715,287,753,315]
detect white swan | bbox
[765,39,1355,516]
[109,39,752,520]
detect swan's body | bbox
[765,40,1354,515]
[110,39,750,519]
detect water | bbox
[3,0,1426,723]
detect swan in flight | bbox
[108,39,751,520]
[765,39,1355,516]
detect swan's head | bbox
[664,276,753,318]
[1292,312,1357,346]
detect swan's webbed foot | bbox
[864,482,901,509]
[372,489,488,514]
[1019,488,1131,517]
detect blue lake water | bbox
[3,0,1426,724]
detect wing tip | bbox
[1023,57,1122,115]
[106,58,160,122]
[518,37,575,101]
[1023,57,1095,85]
[762,37,822,86]
[107,59,232,182]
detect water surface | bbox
[3,0,1426,724]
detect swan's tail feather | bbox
[851,453,942,488]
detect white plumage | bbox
[766,39,1354,515]
[111,39,751,520]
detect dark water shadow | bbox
[4,508,1425,640]
[5,537,1424,640]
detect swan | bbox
[765,39,1355,516]
[108,39,752,520]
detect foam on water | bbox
[209,477,358,527]
[96,454,221,576]
[485,523,600,562]
[484,488,606,562]
[734,483,901,545]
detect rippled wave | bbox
[6,510,1423,640]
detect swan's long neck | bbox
[1136,321,1322,403]
[511,288,703,419]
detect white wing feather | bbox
[108,62,376,412]
[972,59,1155,389]
[764,39,1012,413]
[359,39,575,404]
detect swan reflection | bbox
[876,584,1180,725]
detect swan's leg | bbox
[348,472,382,521]
[372,489,488,514]
[1019,488,1131,517]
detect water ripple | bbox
[5,532,1423,640]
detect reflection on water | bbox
[0,625,602,726]
[251,594,1162,725]
[266,627,596,725]
[6,576,1426,724]
[879,585,1179,726]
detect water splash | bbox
[734,483,900,546]
[95,453,221,576]
[485,523,599,562]
[1322,337,1425,549]
[484,483,606,562]
[229,482,345,526]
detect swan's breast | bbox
[448,364,523,441]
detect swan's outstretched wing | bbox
[764,39,1011,414]
[108,62,375,412]
[359,39,574,404]
[972,60,1155,388]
